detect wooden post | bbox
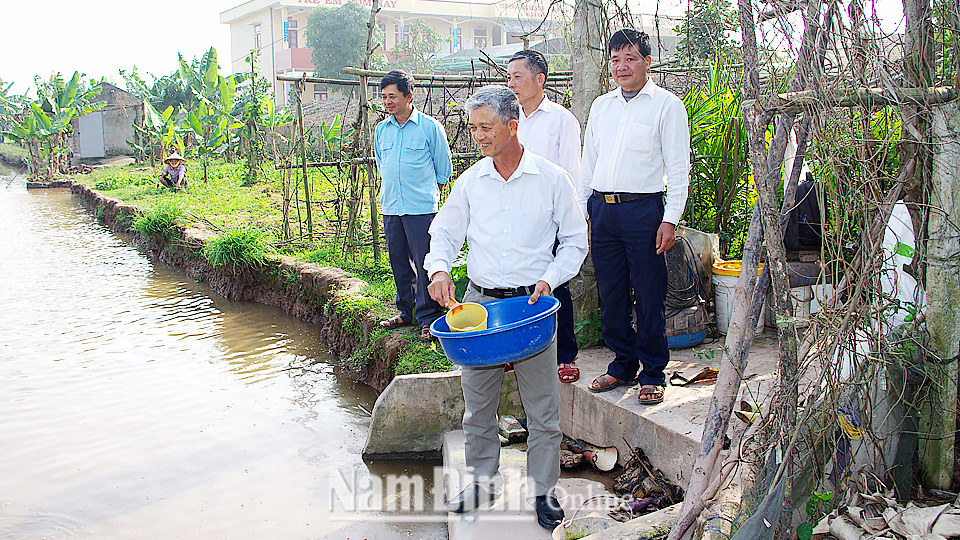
[295,78,313,238]
[570,0,606,344]
[921,103,960,488]
[361,0,381,265]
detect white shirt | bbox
[578,79,690,224]
[424,149,588,291]
[517,95,582,180]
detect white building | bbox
[220,0,569,106]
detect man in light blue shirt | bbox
[374,70,454,338]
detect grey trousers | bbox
[458,287,561,497]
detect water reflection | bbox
[0,168,444,540]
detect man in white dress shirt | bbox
[506,49,583,384]
[424,85,588,530]
[578,29,690,405]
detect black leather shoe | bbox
[444,483,499,513]
[535,494,565,530]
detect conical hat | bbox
[164,152,185,164]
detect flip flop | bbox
[669,367,719,386]
[638,385,665,405]
[588,374,637,393]
[380,315,412,328]
[558,363,580,383]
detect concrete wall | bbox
[98,83,141,157]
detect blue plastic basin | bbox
[430,296,560,367]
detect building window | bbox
[254,24,262,55]
[394,23,400,48]
[314,92,328,101]
[287,18,298,48]
[474,25,486,48]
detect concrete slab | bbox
[442,431,615,540]
[562,330,782,488]
[442,332,783,540]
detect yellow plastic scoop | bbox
[445,299,488,332]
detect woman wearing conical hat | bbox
[158,152,187,190]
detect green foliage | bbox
[674,0,740,64]
[202,227,275,268]
[933,0,958,85]
[811,106,901,245]
[390,19,448,73]
[305,1,386,80]
[797,491,834,540]
[394,336,453,376]
[574,308,602,346]
[1,72,105,178]
[682,56,753,258]
[132,201,183,239]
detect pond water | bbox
[0,163,444,539]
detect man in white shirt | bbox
[578,29,690,405]
[424,85,588,530]
[507,49,583,384]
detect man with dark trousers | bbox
[374,70,453,339]
[506,49,583,384]
[577,30,690,405]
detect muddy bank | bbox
[70,182,407,392]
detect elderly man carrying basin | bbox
[424,85,588,531]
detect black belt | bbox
[471,282,536,298]
[593,190,664,203]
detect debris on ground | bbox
[814,473,960,540]
[498,415,526,444]
[561,436,618,471]
[608,443,684,522]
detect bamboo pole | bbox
[359,0,380,265]
[274,152,480,169]
[295,78,313,238]
[771,86,957,113]
[277,74,575,85]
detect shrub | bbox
[132,201,183,239]
[202,227,275,268]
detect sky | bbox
[1,1,235,96]
[0,0,906,98]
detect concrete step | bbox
[442,430,615,540]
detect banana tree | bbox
[682,56,752,257]
[1,72,103,178]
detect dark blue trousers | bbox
[554,282,579,364]
[383,214,442,328]
[588,195,669,386]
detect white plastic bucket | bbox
[713,261,765,336]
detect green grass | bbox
[0,142,29,165]
[131,201,183,239]
[394,335,454,376]
[202,227,275,268]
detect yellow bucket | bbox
[446,303,488,332]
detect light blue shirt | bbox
[374,109,453,216]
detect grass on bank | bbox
[76,158,452,376]
[0,142,29,166]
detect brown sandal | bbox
[420,325,435,340]
[380,315,412,328]
[588,374,637,393]
[638,385,665,405]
